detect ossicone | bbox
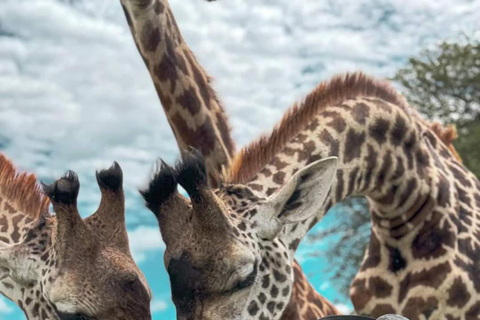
[96,161,123,192]
[140,159,178,214]
[175,148,208,202]
[41,170,79,205]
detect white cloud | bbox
[151,299,169,313]
[0,297,13,314]
[335,303,353,315]
[127,226,164,264]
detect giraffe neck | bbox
[120,0,235,182]
[242,76,480,318]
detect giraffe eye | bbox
[57,312,92,320]
[234,264,258,291]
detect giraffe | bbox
[142,72,480,320]
[119,0,235,185]
[0,154,151,319]
[119,0,340,318]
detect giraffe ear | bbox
[256,157,338,240]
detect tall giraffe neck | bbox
[120,1,340,318]
[234,74,480,319]
[120,0,235,182]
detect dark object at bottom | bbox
[320,316,374,320]
[320,315,408,320]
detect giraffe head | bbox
[141,150,337,320]
[0,162,152,319]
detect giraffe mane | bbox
[0,154,50,220]
[429,122,462,162]
[224,72,409,184]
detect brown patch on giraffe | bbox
[225,73,410,183]
[466,302,480,320]
[352,102,370,125]
[370,304,396,317]
[398,261,451,303]
[369,117,390,145]
[361,230,381,270]
[343,129,366,163]
[176,86,202,115]
[411,210,455,259]
[351,279,372,311]
[324,111,346,133]
[170,113,216,157]
[401,296,438,320]
[319,129,339,157]
[0,154,50,221]
[140,20,161,53]
[368,276,393,298]
[184,49,212,108]
[447,277,470,308]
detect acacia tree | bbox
[310,36,480,300]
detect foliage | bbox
[393,36,480,125]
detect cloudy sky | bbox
[0,0,479,318]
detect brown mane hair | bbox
[429,122,462,162]
[0,154,50,220]
[225,72,409,184]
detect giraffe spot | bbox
[376,151,393,186]
[176,86,202,115]
[248,300,259,316]
[398,262,451,303]
[411,211,455,259]
[270,285,279,299]
[387,246,406,272]
[403,132,417,169]
[350,279,372,311]
[447,277,470,308]
[397,178,418,208]
[267,301,275,314]
[215,111,235,157]
[361,231,381,270]
[402,297,438,320]
[368,276,393,298]
[273,269,287,283]
[140,21,161,53]
[324,111,346,133]
[457,187,472,207]
[436,174,451,208]
[288,239,300,251]
[154,54,178,91]
[370,304,396,318]
[259,312,269,320]
[369,118,390,144]
[297,141,316,162]
[344,129,366,163]
[335,169,344,202]
[391,115,407,146]
[272,171,285,185]
[272,157,289,170]
[352,102,369,125]
[258,292,267,304]
[184,50,214,109]
[261,275,270,288]
[466,302,480,320]
[0,215,8,232]
[319,129,340,157]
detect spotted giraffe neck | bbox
[229,73,480,320]
[120,1,340,318]
[120,0,235,183]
